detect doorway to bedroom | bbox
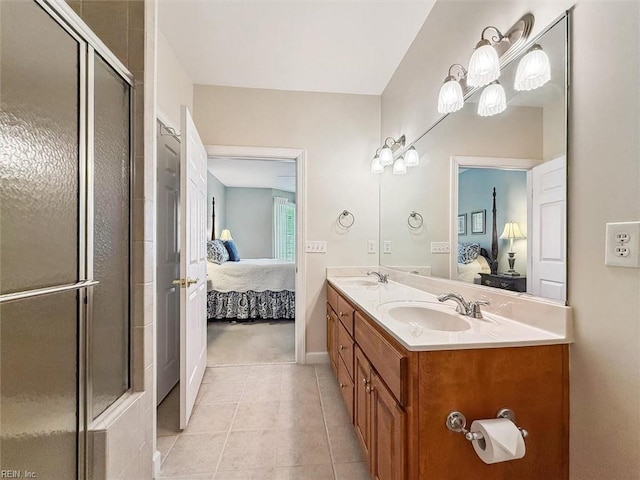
[205,154,299,366]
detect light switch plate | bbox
[605,222,640,267]
[383,240,392,254]
[431,242,450,254]
[305,241,327,253]
[367,240,377,254]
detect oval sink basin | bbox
[340,278,379,287]
[379,301,471,332]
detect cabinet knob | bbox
[339,382,345,388]
[339,311,348,317]
[500,282,509,288]
[366,385,371,394]
[339,345,344,351]
[362,378,368,385]
[326,314,330,321]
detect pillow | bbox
[207,240,229,264]
[223,240,241,262]
[458,242,480,265]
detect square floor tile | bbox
[160,432,227,477]
[183,403,237,434]
[279,399,325,428]
[276,427,331,467]
[232,401,280,430]
[241,381,282,403]
[218,430,278,471]
[274,463,335,480]
[326,424,366,464]
[203,366,249,384]
[214,469,275,480]
[198,382,245,405]
[333,462,369,480]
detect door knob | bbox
[172,277,199,288]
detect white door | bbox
[529,155,566,301]
[178,106,208,428]
[156,122,181,405]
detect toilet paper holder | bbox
[445,408,528,442]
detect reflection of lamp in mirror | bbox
[393,156,407,175]
[404,146,420,167]
[371,150,384,174]
[514,44,551,91]
[477,80,507,117]
[220,229,233,241]
[379,145,394,166]
[500,221,525,276]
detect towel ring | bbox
[338,210,355,228]
[408,211,424,229]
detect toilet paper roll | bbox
[470,418,526,464]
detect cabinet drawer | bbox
[337,320,355,380]
[355,311,406,405]
[337,295,355,335]
[337,355,354,422]
[327,283,338,313]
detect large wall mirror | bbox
[379,14,568,304]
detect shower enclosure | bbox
[1,0,133,478]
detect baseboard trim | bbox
[305,351,329,364]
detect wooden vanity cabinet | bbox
[326,282,569,480]
[326,305,338,374]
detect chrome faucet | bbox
[367,271,388,284]
[437,293,490,319]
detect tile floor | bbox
[157,363,369,480]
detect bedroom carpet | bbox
[207,320,295,366]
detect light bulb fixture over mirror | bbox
[371,151,384,174]
[393,156,407,175]
[477,81,507,117]
[438,64,467,114]
[514,44,551,91]
[404,146,420,167]
[468,38,501,87]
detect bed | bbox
[457,187,499,284]
[206,258,295,320]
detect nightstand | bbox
[479,273,527,293]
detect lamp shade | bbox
[370,155,384,174]
[477,81,507,117]
[392,156,407,175]
[514,46,550,91]
[220,229,233,241]
[379,146,394,166]
[499,222,525,239]
[467,43,500,87]
[438,79,464,114]
[404,146,419,167]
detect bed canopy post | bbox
[491,187,498,274]
[211,197,216,240]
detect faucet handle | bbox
[468,300,489,319]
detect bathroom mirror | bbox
[379,14,568,303]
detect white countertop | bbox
[327,276,571,352]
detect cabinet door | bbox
[370,371,406,480]
[326,305,337,374]
[354,346,371,459]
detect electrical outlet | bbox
[431,242,450,254]
[383,241,392,254]
[305,241,327,253]
[367,240,377,254]
[605,222,640,267]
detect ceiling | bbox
[158,1,436,95]
[208,157,296,192]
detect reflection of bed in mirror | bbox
[457,246,492,283]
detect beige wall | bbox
[193,85,381,355]
[381,1,640,478]
[157,29,193,129]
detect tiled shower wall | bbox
[65,1,155,478]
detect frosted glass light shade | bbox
[379,146,394,166]
[392,156,407,175]
[514,47,551,91]
[468,44,500,87]
[437,79,464,114]
[404,147,419,167]
[477,82,507,117]
[370,155,384,174]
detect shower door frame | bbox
[0,1,135,478]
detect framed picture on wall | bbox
[457,214,467,236]
[471,210,486,234]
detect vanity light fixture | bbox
[371,150,384,174]
[438,64,467,114]
[514,44,551,91]
[477,80,507,117]
[392,156,407,175]
[404,146,420,167]
[467,15,535,88]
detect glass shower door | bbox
[1,1,84,478]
